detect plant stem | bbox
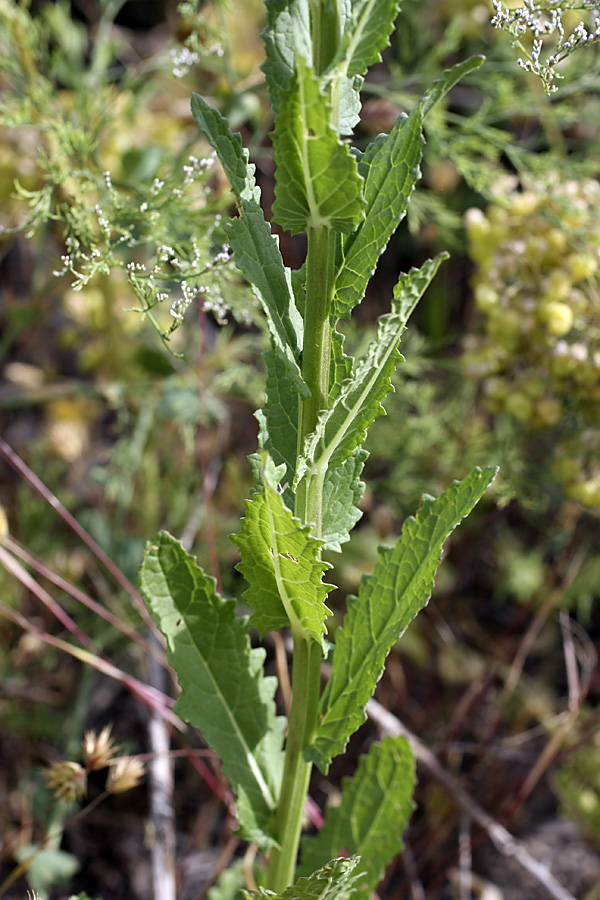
[267,634,322,892]
[268,224,336,891]
[296,225,336,533]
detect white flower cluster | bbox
[171,42,223,78]
[491,0,600,92]
[170,280,199,321]
[171,46,199,78]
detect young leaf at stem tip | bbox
[271,53,365,234]
[190,93,307,399]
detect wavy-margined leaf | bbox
[262,0,311,114]
[190,94,307,398]
[232,455,333,642]
[321,447,367,552]
[329,327,353,402]
[249,857,362,900]
[255,348,299,513]
[331,56,485,319]
[333,107,424,319]
[421,56,485,120]
[140,533,285,849]
[301,737,415,897]
[331,0,400,78]
[335,72,363,135]
[296,256,447,492]
[308,466,498,771]
[272,54,365,235]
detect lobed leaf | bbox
[308,466,498,771]
[333,106,424,319]
[140,533,285,849]
[300,737,415,897]
[249,857,362,900]
[296,256,448,491]
[190,94,308,398]
[272,54,365,235]
[232,455,334,643]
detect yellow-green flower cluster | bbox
[463,174,600,506]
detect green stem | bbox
[267,635,322,892]
[296,225,336,532]
[309,0,340,74]
[268,225,336,891]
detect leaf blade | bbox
[308,466,498,771]
[255,348,299,514]
[300,737,415,897]
[336,0,401,78]
[421,55,485,120]
[333,106,424,319]
[272,55,365,235]
[190,94,308,398]
[321,447,367,553]
[251,857,362,900]
[232,455,334,643]
[297,255,448,491]
[140,532,285,849]
[262,0,311,115]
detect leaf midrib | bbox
[166,559,278,812]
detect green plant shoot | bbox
[139,2,496,896]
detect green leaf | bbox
[321,447,367,552]
[300,737,415,897]
[249,857,362,900]
[336,72,363,135]
[190,94,308,399]
[140,533,285,849]
[297,256,447,491]
[333,0,401,78]
[262,0,311,115]
[329,327,353,401]
[255,348,299,513]
[308,466,498,771]
[16,845,79,895]
[421,56,485,121]
[232,455,334,643]
[208,859,248,900]
[272,54,365,235]
[333,107,424,319]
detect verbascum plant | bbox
[140,2,496,896]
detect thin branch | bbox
[147,632,177,900]
[0,594,183,730]
[2,535,162,662]
[0,437,156,631]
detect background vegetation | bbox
[0,1,599,898]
